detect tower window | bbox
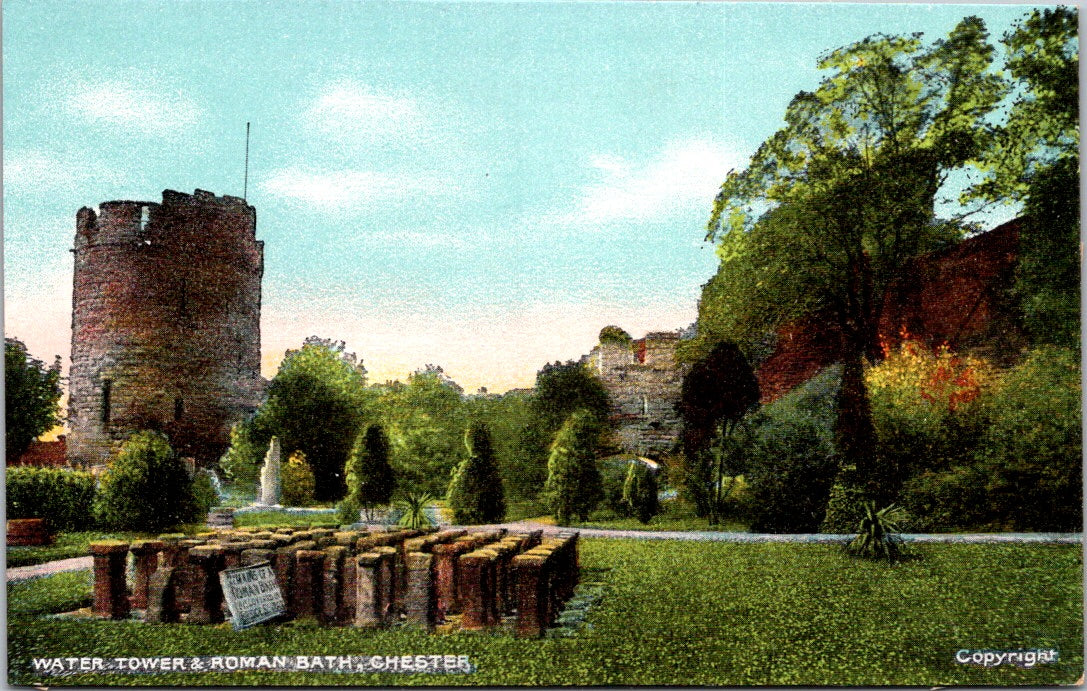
[174,397,184,422]
[101,380,112,427]
[139,206,150,232]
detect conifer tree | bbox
[543,409,604,524]
[447,422,506,524]
[622,461,659,524]
[344,424,396,521]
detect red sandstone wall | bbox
[68,189,265,465]
[756,220,1023,403]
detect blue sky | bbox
[4,1,1037,393]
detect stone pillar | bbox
[433,541,472,617]
[221,541,253,571]
[145,566,181,623]
[512,553,547,638]
[373,546,398,617]
[90,541,130,619]
[459,550,498,630]
[293,550,325,620]
[128,540,164,610]
[354,552,385,628]
[404,552,434,628]
[241,548,274,566]
[186,545,225,624]
[321,546,347,625]
[340,547,358,624]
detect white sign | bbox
[219,562,285,630]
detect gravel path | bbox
[7,556,93,583]
[6,527,1079,584]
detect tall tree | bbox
[678,341,760,522]
[543,409,605,524]
[223,337,372,501]
[5,338,62,461]
[702,19,1006,500]
[344,424,396,521]
[447,422,506,524]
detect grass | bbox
[7,539,1081,685]
[572,498,748,532]
[8,570,93,617]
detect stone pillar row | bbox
[88,526,578,635]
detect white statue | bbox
[258,436,282,506]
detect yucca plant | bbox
[396,491,434,530]
[847,502,908,562]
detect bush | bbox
[600,457,634,517]
[93,431,200,532]
[6,467,97,531]
[846,503,907,562]
[344,425,396,520]
[281,451,317,507]
[543,410,605,524]
[219,421,263,494]
[191,471,220,516]
[447,423,506,524]
[622,462,659,524]
[744,366,840,533]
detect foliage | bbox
[1015,156,1080,349]
[374,365,467,497]
[600,457,634,517]
[344,424,396,520]
[93,431,201,531]
[899,347,1081,531]
[846,502,908,562]
[701,19,1007,499]
[7,531,141,568]
[7,541,1082,686]
[621,461,659,524]
[230,337,372,501]
[599,325,633,345]
[820,471,869,534]
[231,511,338,529]
[6,467,97,531]
[543,409,605,524]
[531,360,612,435]
[972,6,1078,202]
[219,421,263,492]
[744,366,840,533]
[191,470,220,515]
[465,390,540,499]
[447,422,506,524]
[678,341,759,521]
[866,336,998,497]
[5,338,63,461]
[280,451,317,507]
[396,491,435,530]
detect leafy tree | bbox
[678,341,759,522]
[622,461,659,524]
[376,365,467,496]
[702,19,1006,501]
[94,431,201,531]
[465,389,539,499]
[532,360,612,434]
[543,409,604,524]
[219,421,263,493]
[344,424,396,521]
[223,337,371,501]
[447,422,506,524]
[5,338,62,461]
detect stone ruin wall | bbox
[68,189,265,466]
[586,332,688,458]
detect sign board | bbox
[219,562,285,630]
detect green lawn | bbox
[231,512,341,529]
[572,498,747,532]
[8,531,189,568]
[7,539,1082,685]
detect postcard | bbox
[4,0,1081,686]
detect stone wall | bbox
[585,330,687,457]
[68,189,265,466]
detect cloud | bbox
[565,140,744,225]
[63,79,201,135]
[303,81,426,144]
[4,150,127,193]
[261,166,437,209]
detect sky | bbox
[3,0,1040,395]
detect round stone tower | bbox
[68,188,265,466]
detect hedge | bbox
[7,466,97,531]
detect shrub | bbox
[622,462,659,524]
[6,467,97,531]
[846,502,907,562]
[344,425,396,520]
[600,457,634,517]
[744,366,840,533]
[219,421,263,494]
[191,471,220,516]
[335,498,361,525]
[281,451,317,507]
[447,423,506,524]
[543,410,604,524]
[93,431,200,532]
[396,491,434,530]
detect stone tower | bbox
[68,189,265,466]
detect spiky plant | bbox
[847,502,908,562]
[396,491,434,530]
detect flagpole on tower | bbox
[243,122,251,201]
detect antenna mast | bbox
[243,122,251,201]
